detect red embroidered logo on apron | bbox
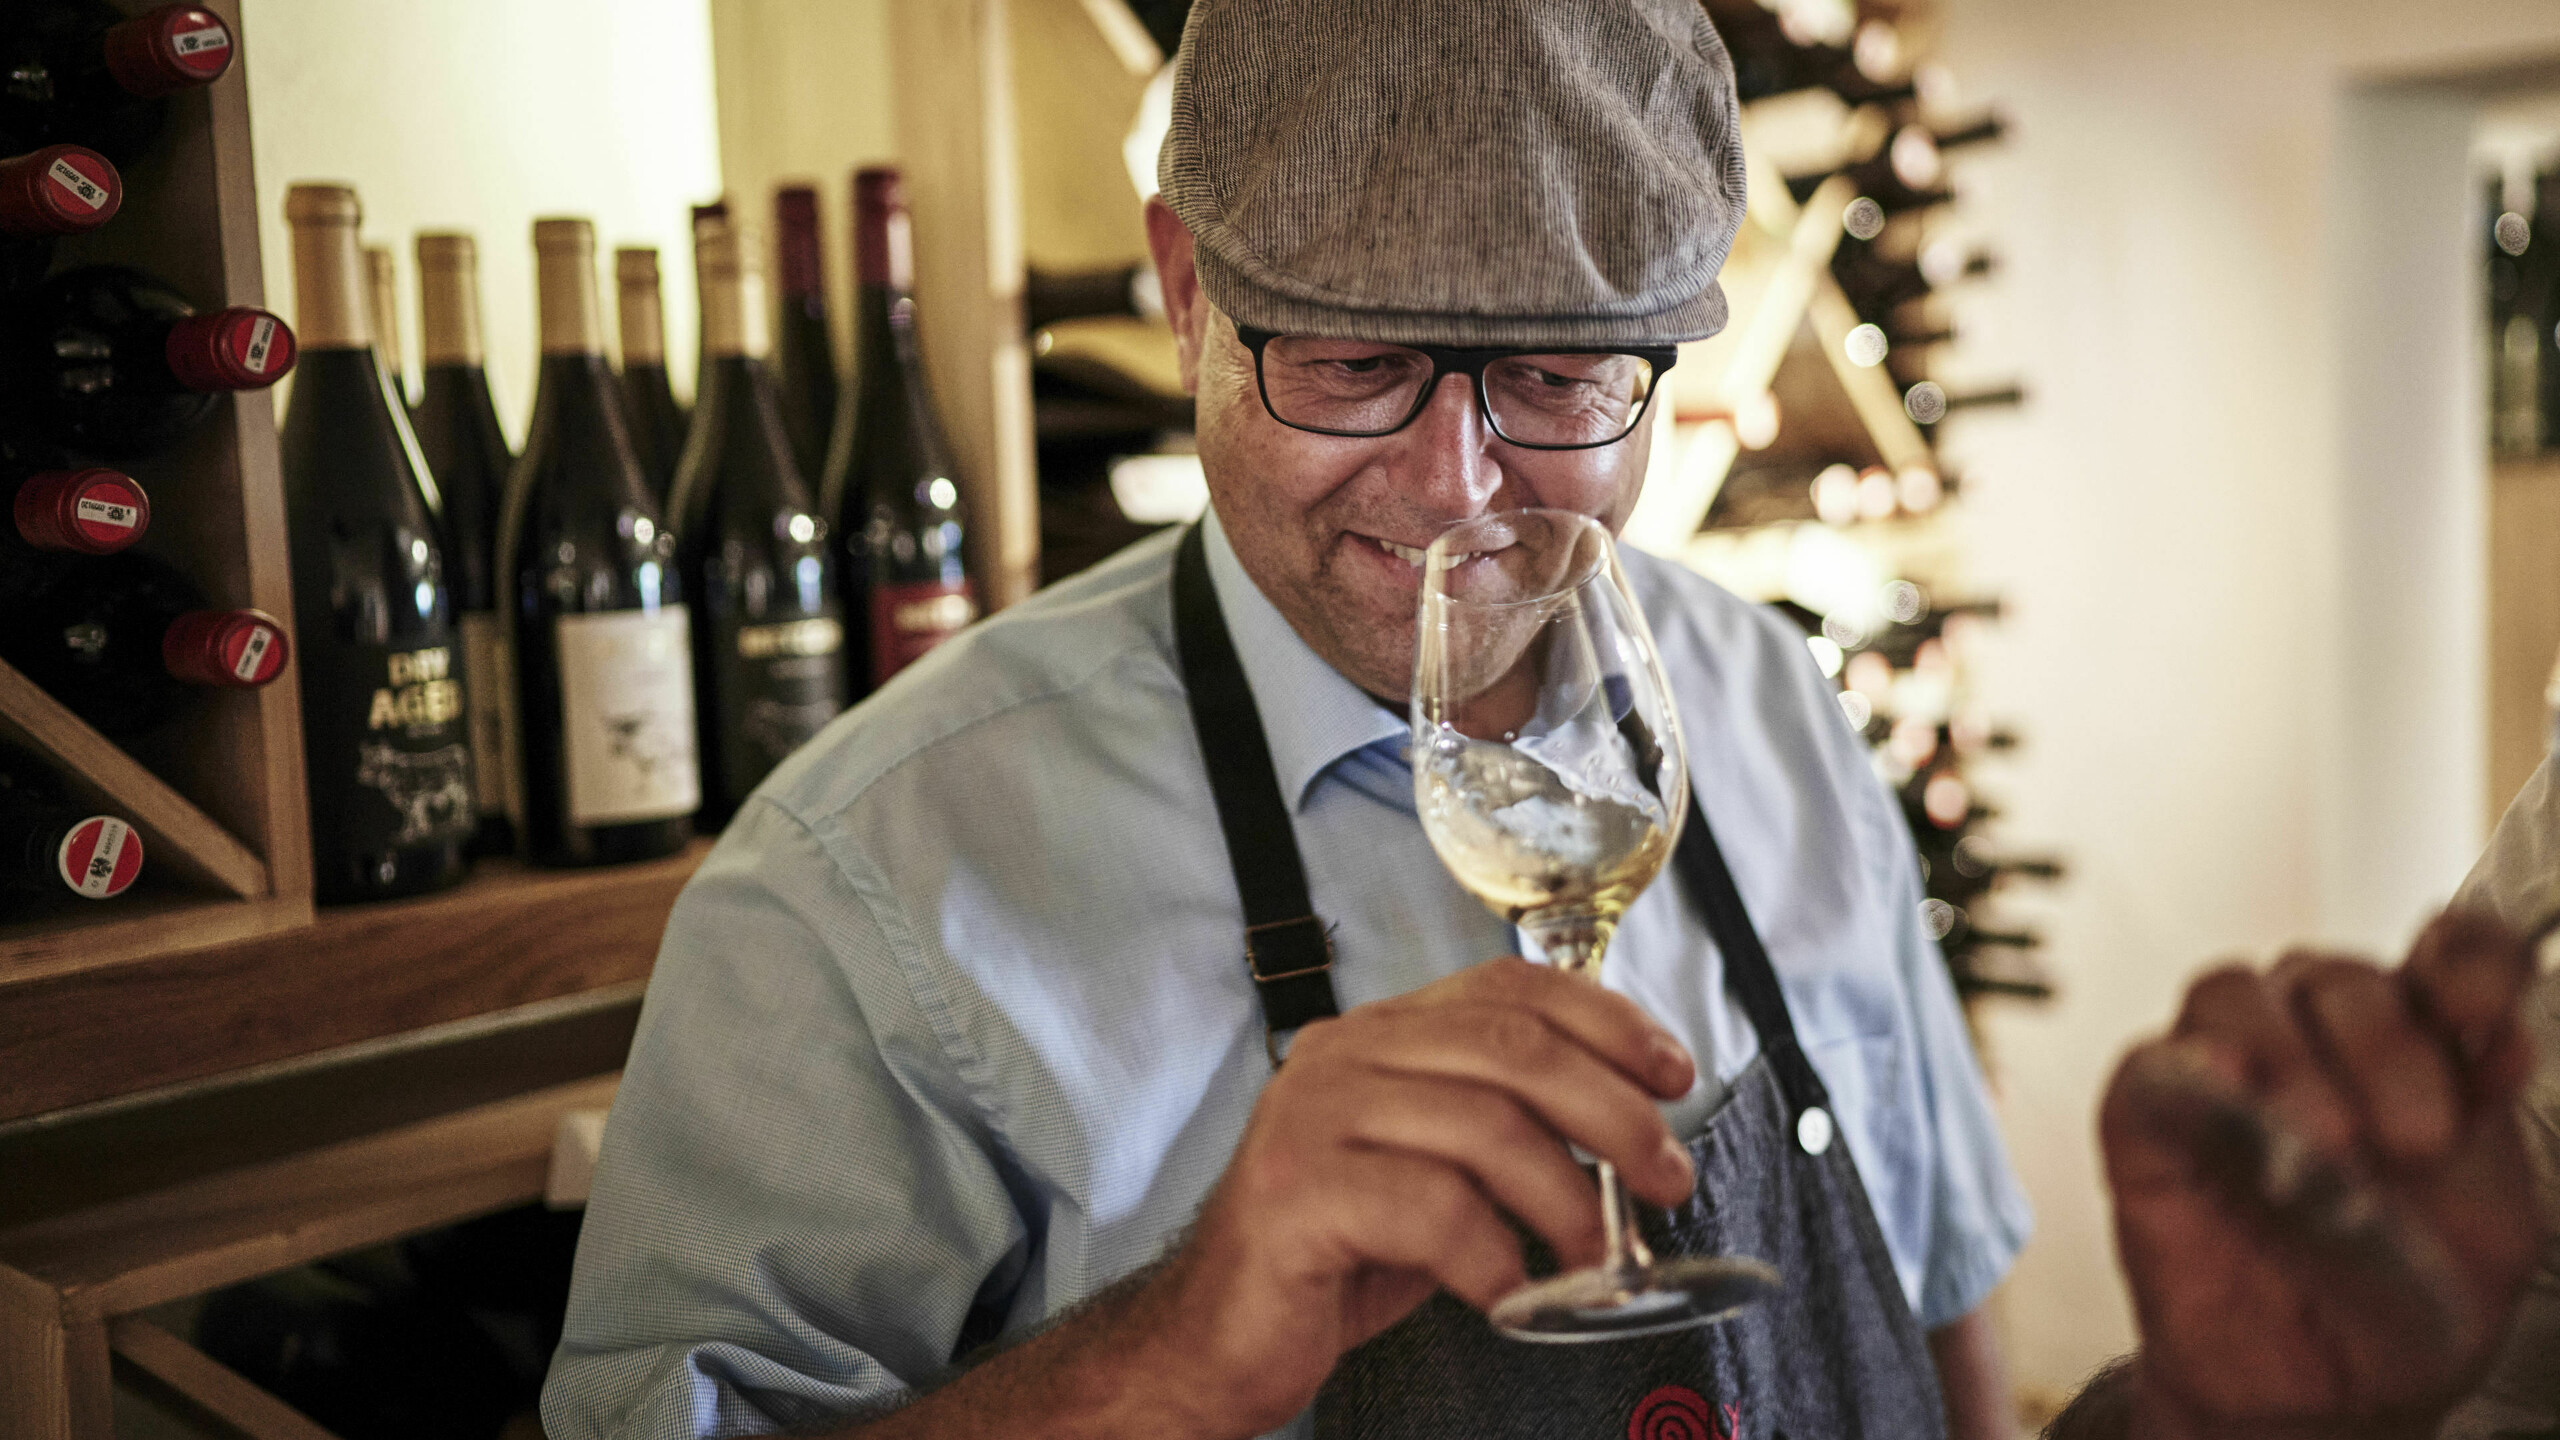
[1628,1384,1739,1440]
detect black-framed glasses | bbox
[1235,325,1678,451]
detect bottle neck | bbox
[857,202,913,292]
[418,248,485,367]
[617,249,667,365]
[367,246,403,371]
[289,215,370,350]
[777,203,825,302]
[537,240,606,357]
[699,255,771,361]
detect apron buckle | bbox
[1246,915,1339,1067]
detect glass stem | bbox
[1524,907,1654,1278]
[1597,1161,1655,1274]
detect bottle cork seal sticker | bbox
[163,610,290,688]
[103,4,234,97]
[0,145,119,235]
[14,468,149,555]
[165,309,296,391]
[56,816,142,899]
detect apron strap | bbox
[1172,523,1343,1061]
[1672,793,1834,1119]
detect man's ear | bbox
[1144,195,1205,395]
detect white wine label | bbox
[47,157,111,211]
[243,316,279,374]
[556,606,700,826]
[459,613,514,821]
[232,624,276,681]
[74,496,139,529]
[59,816,141,899]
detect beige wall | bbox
[1934,0,2560,1396]
[241,0,725,436]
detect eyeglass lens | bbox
[1259,337,1658,447]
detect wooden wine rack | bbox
[1,6,704,1433]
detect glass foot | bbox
[1488,1255,1781,1343]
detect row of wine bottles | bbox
[273,167,970,901]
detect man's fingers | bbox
[1329,1002,1694,1208]
[2170,964,2356,1158]
[1443,957,1696,1099]
[2281,959,2460,1166]
[1335,1075,1610,1267]
[1313,1150,1529,1314]
[2401,908,2536,1098]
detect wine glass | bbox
[1411,508,1780,1342]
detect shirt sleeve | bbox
[1783,609,2035,1330]
[540,798,1030,1440]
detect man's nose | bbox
[1399,370,1502,517]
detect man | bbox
[539,3,2537,1437]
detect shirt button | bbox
[1796,1106,1834,1156]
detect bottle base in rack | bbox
[1488,1254,1781,1343]
[315,841,468,905]
[526,816,695,870]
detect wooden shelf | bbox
[0,843,703,1125]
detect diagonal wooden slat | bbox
[110,1317,342,1440]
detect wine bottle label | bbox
[75,495,141,533]
[458,612,515,822]
[309,642,475,853]
[713,615,847,798]
[232,623,277,681]
[556,606,700,826]
[869,581,976,685]
[47,157,112,213]
[57,816,141,899]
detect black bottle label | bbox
[714,615,845,793]
[311,641,474,852]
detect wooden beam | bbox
[0,845,697,1124]
[0,1265,109,1440]
[110,1318,343,1440]
[891,0,1042,610]
[0,1076,615,1320]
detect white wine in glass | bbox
[1412,508,1779,1342]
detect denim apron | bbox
[1172,524,1946,1439]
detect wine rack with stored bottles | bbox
[1633,0,2064,1010]
[0,0,317,972]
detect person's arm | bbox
[1931,1307,2024,1440]
[2051,911,2543,1440]
[806,954,1706,1439]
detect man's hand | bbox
[2101,910,2543,1440]
[1129,956,1699,1437]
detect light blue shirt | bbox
[543,513,2032,1440]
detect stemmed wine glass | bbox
[1410,508,1779,1342]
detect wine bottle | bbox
[280,183,471,902]
[500,217,697,866]
[1709,1,1914,106]
[0,263,295,459]
[819,167,977,692]
[1022,262,1165,334]
[1831,235,1993,322]
[0,2,235,165]
[669,215,846,829]
[413,232,516,858]
[614,246,686,506]
[10,460,148,559]
[772,184,837,484]
[365,242,407,410]
[0,143,120,293]
[0,551,288,738]
[1904,381,2025,428]
[0,743,143,908]
[2490,177,2542,457]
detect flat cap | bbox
[1159,0,1749,348]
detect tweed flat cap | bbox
[1158,0,1749,347]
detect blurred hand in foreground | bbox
[2102,910,2542,1440]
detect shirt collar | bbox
[1202,506,1412,813]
